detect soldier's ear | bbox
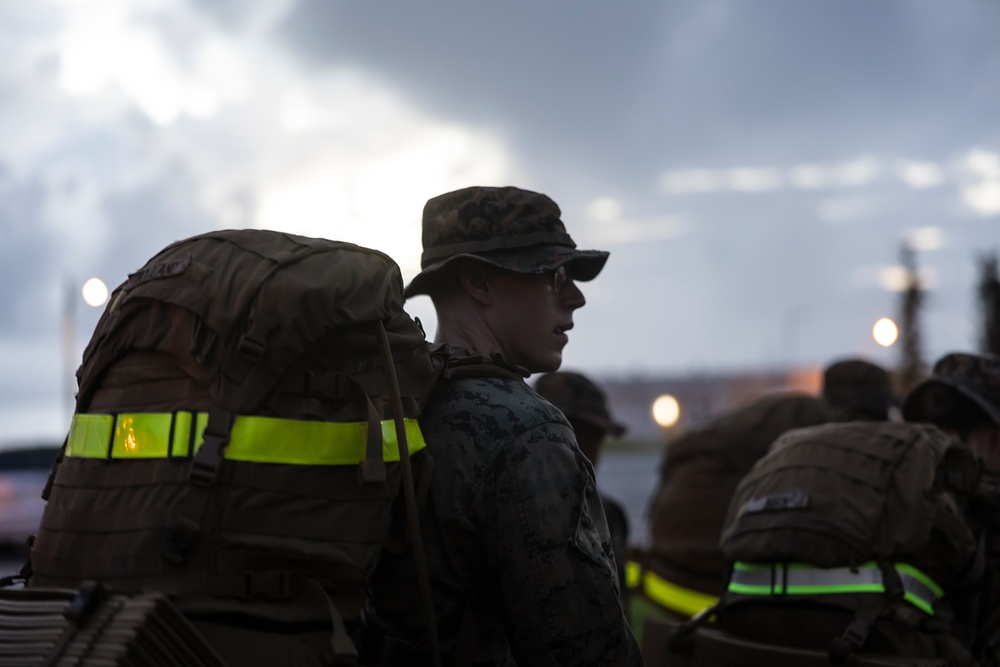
[458,264,495,306]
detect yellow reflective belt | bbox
[626,560,642,589]
[625,560,719,618]
[66,412,427,465]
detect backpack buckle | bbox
[65,581,107,622]
[190,436,225,486]
[829,612,874,665]
[190,409,233,487]
[237,333,267,363]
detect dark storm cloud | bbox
[276,1,665,164]
[276,2,1000,179]
[98,158,225,290]
[0,176,59,337]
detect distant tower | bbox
[979,250,1000,356]
[897,242,926,393]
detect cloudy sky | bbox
[1,0,998,445]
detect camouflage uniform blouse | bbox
[372,375,642,666]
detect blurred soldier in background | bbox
[630,358,898,644]
[903,352,1000,666]
[534,370,630,609]
[639,357,991,666]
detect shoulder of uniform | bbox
[424,370,570,438]
[430,343,530,382]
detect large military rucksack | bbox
[17,230,453,666]
[714,421,983,665]
[636,395,831,605]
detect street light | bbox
[652,394,681,428]
[82,278,109,308]
[873,317,899,347]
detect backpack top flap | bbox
[720,422,972,578]
[661,393,831,475]
[77,230,431,416]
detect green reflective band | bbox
[625,561,718,618]
[729,562,941,616]
[66,413,114,457]
[66,412,427,465]
[896,563,944,599]
[225,415,426,464]
[111,413,175,458]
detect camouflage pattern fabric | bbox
[421,186,569,254]
[404,186,609,298]
[902,352,1000,665]
[903,352,1000,426]
[371,375,641,666]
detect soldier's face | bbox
[487,267,586,373]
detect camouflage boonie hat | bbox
[404,185,609,299]
[821,358,898,419]
[902,352,1000,427]
[534,371,626,437]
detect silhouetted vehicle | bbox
[0,445,59,566]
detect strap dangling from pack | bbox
[41,433,69,501]
[357,387,386,485]
[161,408,234,566]
[829,607,881,665]
[377,320,442,667]
[291,576,358,666]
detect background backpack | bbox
[717,421,982,663]
[26,230,442,665]
[645,393,831,588]
[721,421,978,582]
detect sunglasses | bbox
[551,266,569,294]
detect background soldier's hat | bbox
[404,185,609,299]
[534,371,627,437]
[902,352,1000,427]
[821,358,898,419]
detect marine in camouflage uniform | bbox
[533,371,631,612]
[372,186,642,666]
[902,352,1000,666]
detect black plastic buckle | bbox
[237,331,267,362]
[65,581,107,622]
[842,615,872,646]
[829,614,872,665]
[190,436,225,486]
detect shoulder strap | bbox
[436,345,530,383]
[377,321,442,667]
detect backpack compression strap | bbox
[438,346,530,383]
[378,321,442,667]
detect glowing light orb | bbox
[82,278,109,307]
[652,394,681,428]
[873,317,899,347]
